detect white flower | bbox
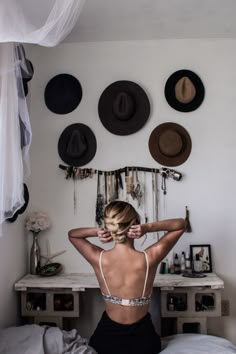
[25,211,51,233]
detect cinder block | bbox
[21,288,79,318]
[177,317,207,334]
[161,287,221,318]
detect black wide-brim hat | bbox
[148,122,192,167]
[6,184,29,223]
[165,70,205,112]
[58,123,97,166]
[45,74,82,114]
[98,80,150,135]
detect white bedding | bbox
[161,334,236,354]
[0,324,97,354]
[1,325,236,354]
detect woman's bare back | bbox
[93,246,158,324]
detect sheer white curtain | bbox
[0,0,86,228]
[0,0,85,46]
[0,44,24,224]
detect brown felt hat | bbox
[148,122,192,167]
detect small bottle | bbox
[168,297,175,311]
[180,252,186,274]
[169,260,175,274]
[193,254,202,273]
[174,254,181,274]
[185,252,191,274]
[165,258,169,274]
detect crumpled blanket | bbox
[0,324,97,354]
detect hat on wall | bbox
[44,74,82,114]
[148,122,192,167]
[98,80,150,135]
[6,184,29,223]
[58,123,97,166]
[164,70,205,112]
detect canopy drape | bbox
[0,0,86,229]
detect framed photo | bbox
[190,244,212,273]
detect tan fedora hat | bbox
[165,70,204,112]
[148,122,192,167]
[175,77,196,104]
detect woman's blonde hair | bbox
[104,201,140,243]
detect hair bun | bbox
[103,201,140,244]
[112,234,126,243]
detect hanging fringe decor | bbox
[59,164,183,225]
[59,165,182,185]
[185,206,192,233]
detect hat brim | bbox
[165,70,205,112]
[148,122,192,167]
[6,184,29,223]
[58,123,97,166]
[45,74,82,115]
[98,80,150,135]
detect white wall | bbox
[27,39,236,342]
[0,221,27,329]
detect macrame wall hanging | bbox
[59,164,183,234]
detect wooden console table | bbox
[15,273,224,333]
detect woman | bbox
[68,201,186,354]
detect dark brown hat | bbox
[148,122,192,167]
[98,80,150,135]
[45,74,82,114]
[165,70,205,112]
[58,123,97,166]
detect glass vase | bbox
[30,232,41,274]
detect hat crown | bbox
[159,130,183,157]
[175,76,196,104]
[112,92,135,121]
[66,130,87,158]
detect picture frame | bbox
[190,244,212,273]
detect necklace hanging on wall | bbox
[134,169,143,206]
[96,173,105,227]
[154,170,159,240]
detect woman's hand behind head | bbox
[127,224,147,239]
[97,229,113,243]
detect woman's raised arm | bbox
[128,218,186,265]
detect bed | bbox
[0,324,97,354]
[161,333,236,354]
[1,325,236,354]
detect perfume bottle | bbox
[174,254,181,274]
[185,252,191,274]
[193,254,202,273]
[180,252,186,274]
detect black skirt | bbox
[89,311,161,354]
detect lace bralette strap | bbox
[99,250,111,296]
